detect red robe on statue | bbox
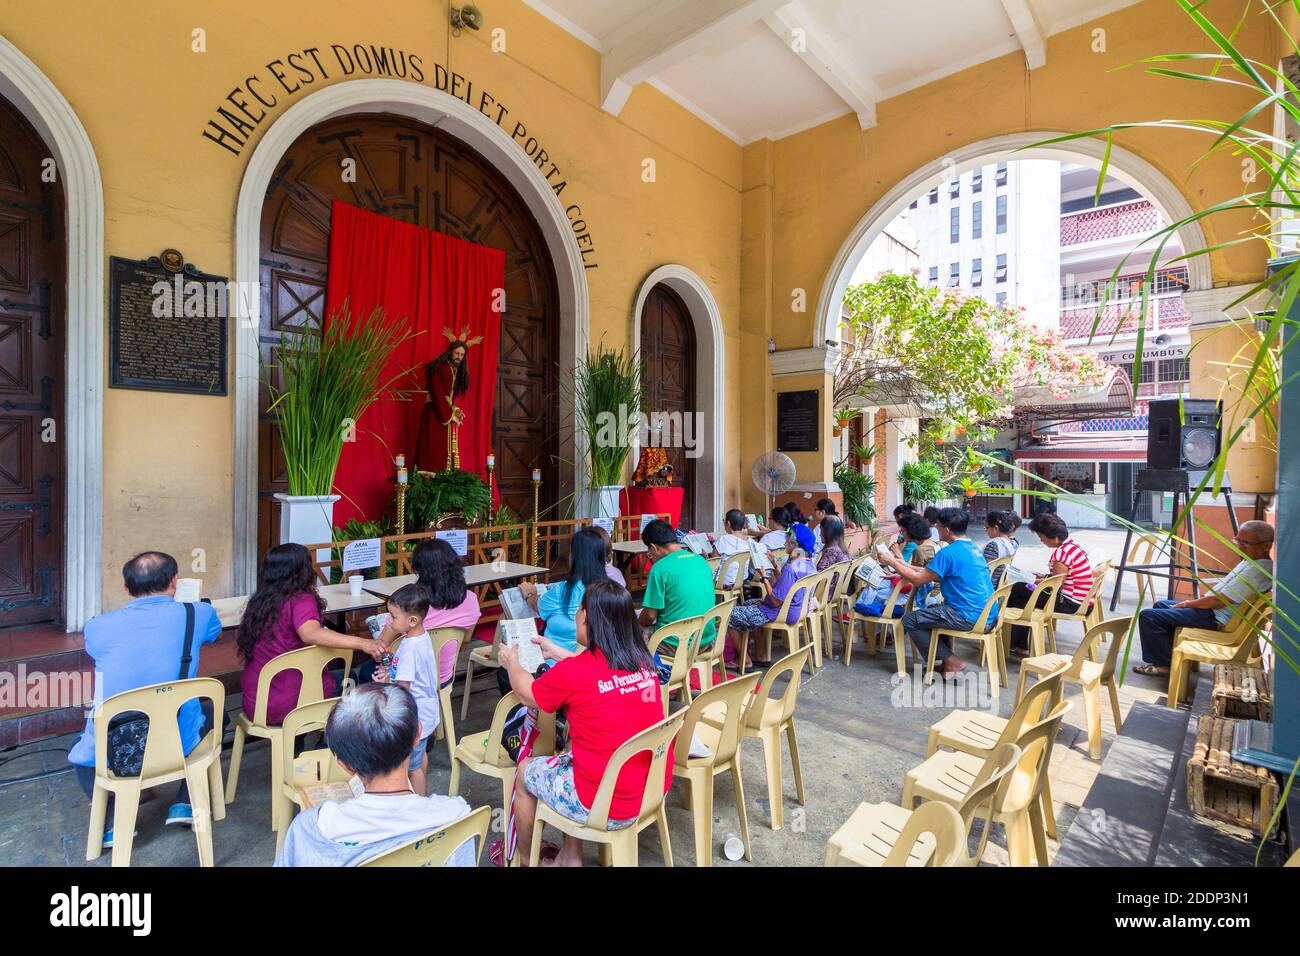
[415,356,464,472]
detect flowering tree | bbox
[836,272,1107,443]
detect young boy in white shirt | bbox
[714,509,753,589]
[375,583,441,796]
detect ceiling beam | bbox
[600,0,790,116]
[999,0,1047,70]
[762,2,879,129]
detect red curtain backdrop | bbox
[324,200,505,527]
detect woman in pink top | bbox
[373,539,480,687]
[239,544,386,726]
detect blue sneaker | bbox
[165,803,193,827]
[102,827,137,849]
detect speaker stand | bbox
[1108,469,1240,611]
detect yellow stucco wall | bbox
[0,0,1282,617]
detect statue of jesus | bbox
[415,326,481,472]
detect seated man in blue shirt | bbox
[880,507,996,678]
[68,551,222,848]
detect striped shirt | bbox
[1050,540,1093,602]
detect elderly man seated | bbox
[1133,519,1275,677]
[275,683,474,866]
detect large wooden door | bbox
[258,115,559,555]
[0,96,64,627]
[640,284,697,531]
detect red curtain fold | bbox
[324,200,504,527]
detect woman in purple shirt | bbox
[239,544,385,726]
[725,524,818,672]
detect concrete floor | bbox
[0,526,1168,867]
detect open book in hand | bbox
[499,582,546,620]
[500,617,546,672]
[855,557,887,590]
[747,539,774,573]
[684,533,712,556]
[1003,565,1036,586]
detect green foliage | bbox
[570,345,642,487]
[897,460,948,506]
[402,469,493,528]
[265,302,417,497]
[833,461,876,526]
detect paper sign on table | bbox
[591,516,614,535]
[639,513,657,533]
[342,537,382,574]
[500,617,545,672]
[436,528,469,557]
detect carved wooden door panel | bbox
[259,115,559,556]
[0,95,64,627]
[640,284,697,531]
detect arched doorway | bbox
[0,93,65,627]
[257,113,560,556]
[640,282,697,530]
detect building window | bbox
[1137,361,1155,385]
[995,253,1007,282]
[995,162,1008,186]
[928,266,939,284]
[972,200,983,240]
[948,262,960,286]
[971,257,983,287]
[949,206,960,243]
[949,180,960,199]
[972,172,983,193]
[1158,357,1190,383]
[928,187,938,205]
[996,194,1008,234]
[996,291,1008,305]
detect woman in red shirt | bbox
[501,579,669,867]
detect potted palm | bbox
[570,345,642,519]
[265,303,416,552]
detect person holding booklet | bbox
[757,506,793,553]
[520,528,609,659]
[639,519,717,652]
[726,523,818,672]
[982,510,1020,587]
[373,584,439,796]
[714,509,754,589]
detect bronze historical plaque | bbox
[108,253,228,395]
[777,389,819,453]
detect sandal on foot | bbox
[1132,663,1168,676]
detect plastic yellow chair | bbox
[926,583,1013,696]
[987,553,1016,586]
[362,805,491,867]
[86,677,226,867]
[714,552,751,604]
[707,645,812,830]
[648,615,705,715]
[830,554,871,656]
[844,579,914,673]
[815,559,854,662]
[1015,617,1131,759]
[1047,561,1111,653]
[461,624,502,721]
[273,696,347,852]
[670,671,761,865]
[1168,597,1272,709]
[829,801,967,867]
[692,600,736,692]
[802,568,835,669]
[998,572,1065,659]
[527,711,686,867]
[904,700,1073,866]
[430,627,467,767]
[227,644,353,832]
[1126,533,1164,608]
[755,573,817,673]
[449,690,556,825]
[825,743,1020,867]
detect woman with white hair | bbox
[275,683,474,866]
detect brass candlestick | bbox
[395,458,408,534]
[531,468,541,566]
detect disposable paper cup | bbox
[723,834,745,862]
[348,575,364,597]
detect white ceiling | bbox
[523,0,1144,144]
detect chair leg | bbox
[207,751,227,822]
[985,638,1002,700]
[1106,679,1123,731]
[894,624,907,677]
[528,815,544,867]
[110,785,141,868]
[1005,808,1032,867]
[226,723,246,804]
[1028,800,1051,867]
[611,833,638,867]
[1040,776,1058,839]
[1083,681,1102,760]
[187,765,214,867]
[786,720,805,806]
[441,686,457,768]
[1167,653,1185,709]
[731,759,752,861]
[843,618,855,666]
[448,756,462,796]
[460,659,476,721]
[86,782,109,861]
[268,732,284,832]
[690,774,713,866]
[760,727,784,830]
[924,630,940,684]
[657,804,673,867]
[925,727,940,757]
[1015,663,1030,705]
[901,771,917,809]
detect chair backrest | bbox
[997,663,1067,747]
[809,567,835,607]
[677,671,761,770]
[772,570,818,625]
[1128,535,1163,604]
[998,700,1073,816]
[584,711,686,831]
[881,801,967,867]
[281,696,349,790]
[1084,561,1111,605]
[647,615,705,683]
[475,691,557,767]
[955,742,1022,865]
[429,627,467,687]
[698,599,737,657]
[987,553,1015,585]
[361,805,491,867]
[824,560,854,605]
[971,582,1014,634]
[715,552,750,590]
[1220,594,1274,645]
[877,578,912,619]
[1022,573,1066,622]
[1075,616,1132,682]
[94,677,225,781]
[745,645,812,731]
[251,643,354,727]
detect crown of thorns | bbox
[443,325,484,348]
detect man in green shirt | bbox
[637,519,718,649]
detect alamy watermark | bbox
[593,405,704,459]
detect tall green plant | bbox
[897,460,947,505]
[572,346,643,487]
[265,303,417,497]
[834,461,877,526]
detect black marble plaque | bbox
[109,254,228,395]
[777,389,819,453]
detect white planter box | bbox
[578,485,623,520]
[275,493,340,565]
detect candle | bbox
[486,454,495,469]
[531,468,541,483]
[397,467,408,485]
[395,453,405,469]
